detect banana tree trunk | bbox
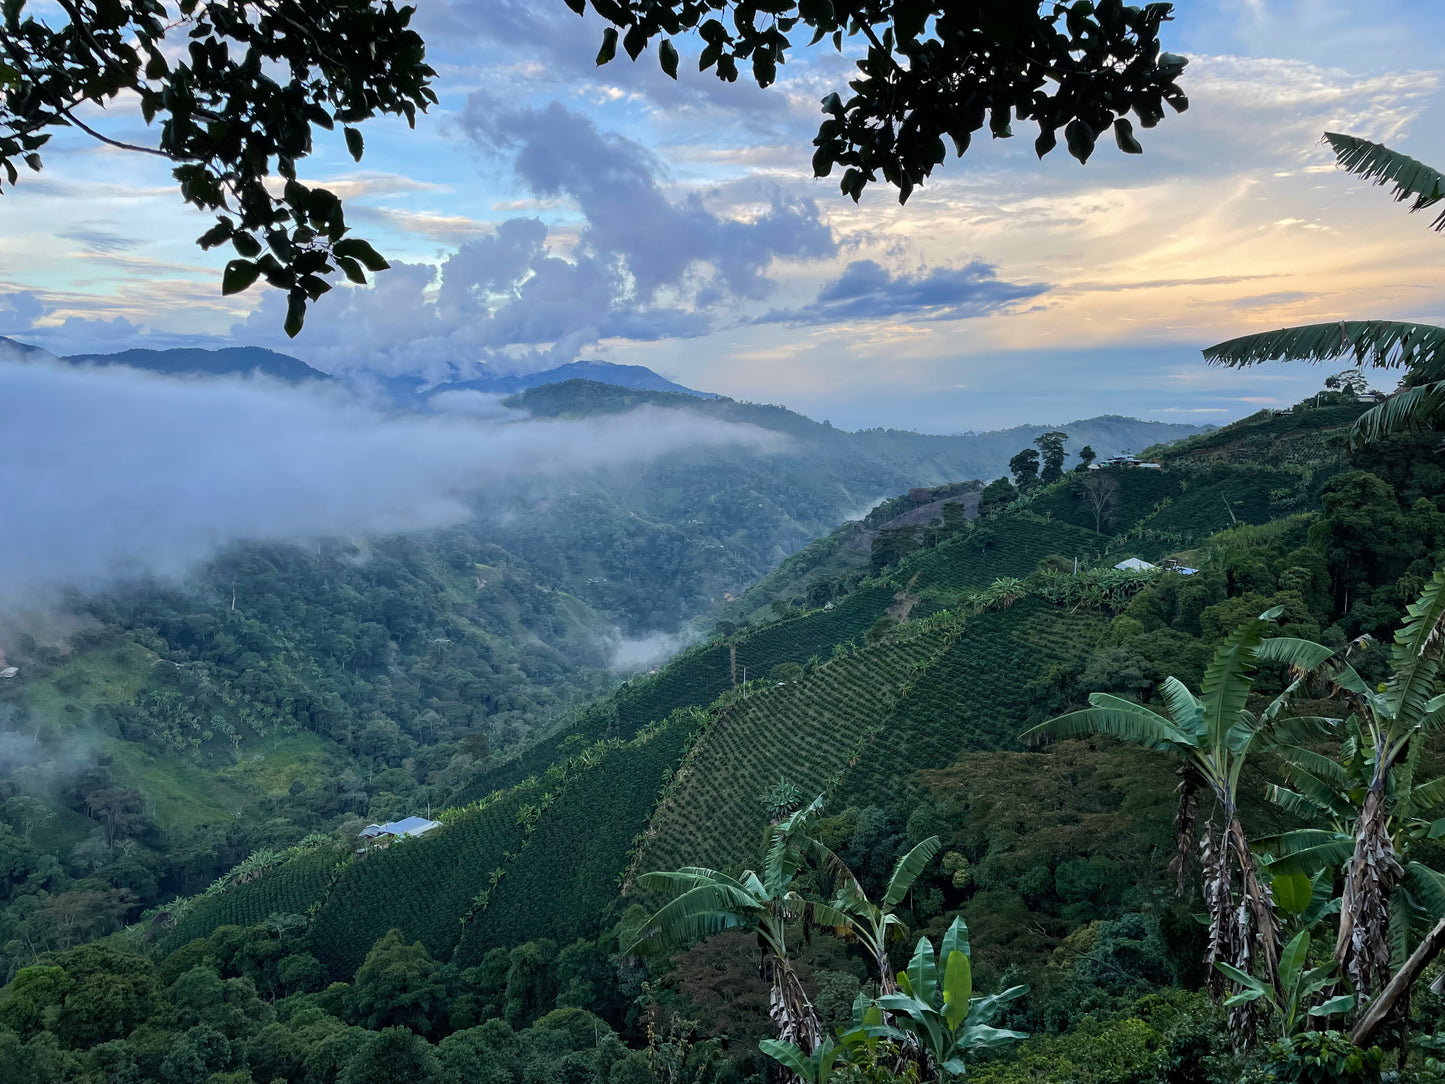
[1200,819,1236,1001]
[874,945,897,996]
[1351,913,1445,1048]
[770,958,823,1053]
[1229,813,1281,997]
[1171,768,1199,898]
[1337,783,1401,995]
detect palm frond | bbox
[1200,616,1270,748]
[1402,862,1445,922]
[1406,775,1445,814]
[801,898,855,931]
[626,883,756,954]
[1332,662,1377,700]
[1389,884,1412,969]
[883,836,942,908]
[1275,745,1350,787]
[1256,636,1337,672]
[636,868,751,896]
[1257,830,1354,876]
[1270,716,1343,746]
[1388,569,1445,730]
[1324,132,1445,226]
[1204,320,1445,373]
[1159,675,1203,735]
[1264,781,1348,824]
[1024,698,1190,754]
[1352,381,1445,444]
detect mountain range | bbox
[0,337,714,401]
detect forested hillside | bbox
[9,382,1445,1082]
[0,374,1202,962]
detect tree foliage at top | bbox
[0,0,436,334]
[574,0,1189,203]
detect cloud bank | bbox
[233,98,834,382]
[0,360,783,605]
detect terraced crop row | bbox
[307,787,533,979]
[834,599,1106,806]
[904,517,1099,594]
[455,714,698,960]
[733,584,898,671]
[638,626,951,875]
[454,701,618,802]
[614,645,733,735]
[158,845,347,955]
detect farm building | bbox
[358,816,442,849]
[1114,558,1156,572]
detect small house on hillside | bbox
[1090,454,1163,470]
[358,816,441,852]
[1114,558,1156,572]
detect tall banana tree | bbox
[626,797,850,1053]
[1024,608,1334,1042]
[1283,570,1445,997]
[1204,134,1445,445]
[1263,720,1445,982]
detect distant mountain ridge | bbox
[385,359,716,404]
[65,345,332,383]
[0,338,714,400]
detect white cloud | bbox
[0,359,784,605]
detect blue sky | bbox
[4,0,1445,431]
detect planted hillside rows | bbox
[307,790,532,979]
[614,644,733,736]
[640,628,949,874]
[1142,469,1297,536]
[457,585,895,805]
[1027,470,1181,533]
[907,517,1099,594]
[456,715,697,959]
[733,584,898,670]
[836,601,1106,805]
[158,846,344,955]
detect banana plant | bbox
[1261,715,1445,995]
[627,796,851,1053]
[1025,607,1335,1022]
[1297,569,1445,996]
[825,834,942,993]
[1215,929,1354,1039]
[859,916,1027,1079]
[758,1036,843,1084]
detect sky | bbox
[3,0,1445,431]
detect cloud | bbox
[461,97,835,300]
[754,259,1049,325]
[0,359,785,605]
[607,629,694,673]
[236,99,835,380]
[0,291,46,334]
[59,229,140,255]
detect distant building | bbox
[358,816,441,850]
[1114,558,1156,572]
[1090,454,1161,470]
[0,667,16,679]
